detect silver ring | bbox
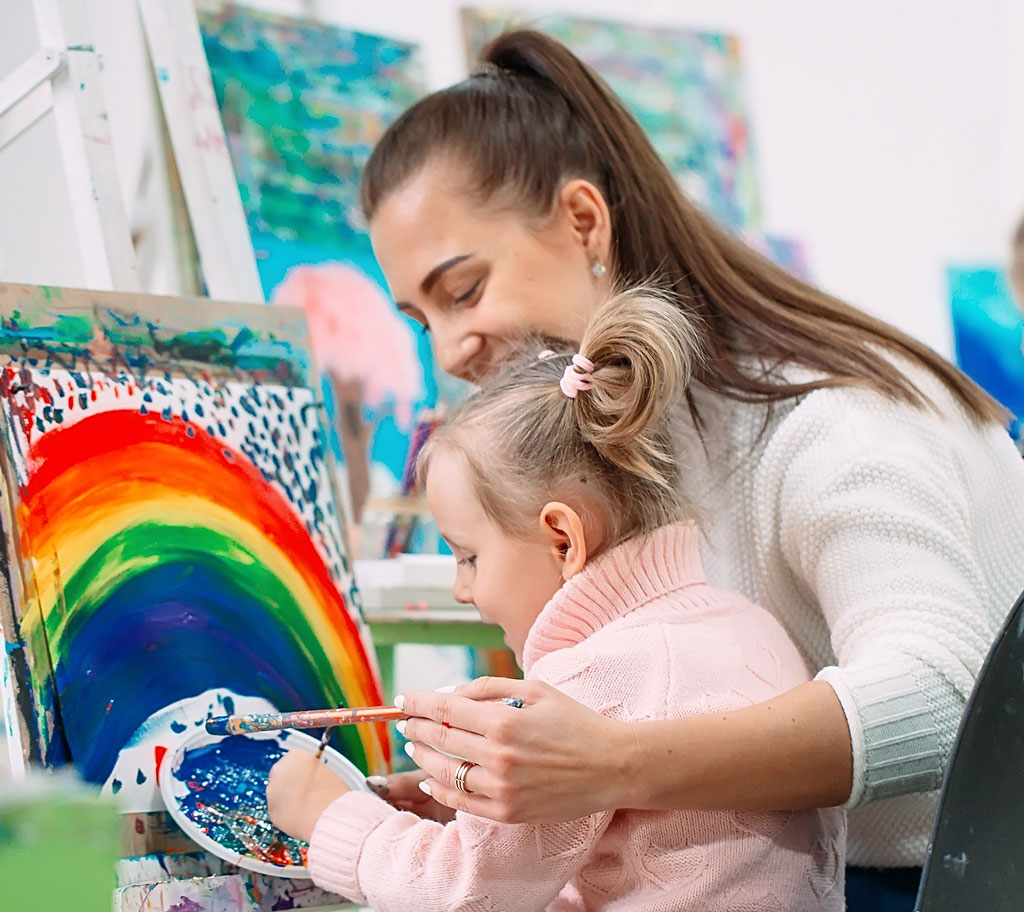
[454,760,475,794]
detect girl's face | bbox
[424,447,566,665]
[369,159,611,381]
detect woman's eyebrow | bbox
[394,254,473,312]
[421,254,473,294]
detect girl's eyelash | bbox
[458,555,476,567]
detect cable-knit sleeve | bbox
[308,791,611,910]
[769,387,1007,809]
[308,650,619,910]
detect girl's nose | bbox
[452,582,474,605]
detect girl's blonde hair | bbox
[418,287,701,550]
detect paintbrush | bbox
[313,726,332,761]
[206,696,525,738]
[205,705,408,736]
[313,700,350,761]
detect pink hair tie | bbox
[559,353,596,399]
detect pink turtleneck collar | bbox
[522,522,708,673]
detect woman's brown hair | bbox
[362,29,1003,427]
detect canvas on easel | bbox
[193,2,472,540]
[461,7,763,231]
[0,283,388,812]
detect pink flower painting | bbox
[273,263,425,518]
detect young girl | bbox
[267,288,846,911]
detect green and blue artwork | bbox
[198,4,449,520]
[948,265,1024,441]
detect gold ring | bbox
[454,760,475,794]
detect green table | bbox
[366,610,510,704]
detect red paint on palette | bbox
[154,744,168,785]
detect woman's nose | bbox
[434,330,485,381]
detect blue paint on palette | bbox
[174,735,307,867]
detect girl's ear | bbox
[538,502,588,581]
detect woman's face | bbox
[369,159,611,381]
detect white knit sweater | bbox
[685,360,1024,867]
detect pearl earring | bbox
[591,259,607,278]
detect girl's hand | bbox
[267,750,350,842]
[366,769,457,823]
[396,677,636,824]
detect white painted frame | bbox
[137,0,264,303]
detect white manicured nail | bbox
[418,780,432,797]
[394,694,405,711]
[435,684,457,693]
[404,741,415,760]
[395,720,407,737]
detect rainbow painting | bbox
[0,283,387,799]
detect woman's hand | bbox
[396,678,853,823]
[396,677,636,824]
[267,750,350,842]
[366,769,457,823]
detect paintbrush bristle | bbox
[205,715,231,735]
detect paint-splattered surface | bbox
[113,864,351,911]
[174,736,307,869]
[0,283,388,801]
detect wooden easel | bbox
[136,0,263,303]
[0,0,260,850]
[0,0,143,781]
[0,0,138,293]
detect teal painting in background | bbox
[948,266,1024,441]
[198,4,437,498]
[461,8,762,230]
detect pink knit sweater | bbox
[309,523,846,910]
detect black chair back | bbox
[916,589,1024,910]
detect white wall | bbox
[998,0,1024,241]
[2,0,1021,357]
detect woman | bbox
[358,29,1024,910]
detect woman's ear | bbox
[557,179,611,265]
[538,502,588,581]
